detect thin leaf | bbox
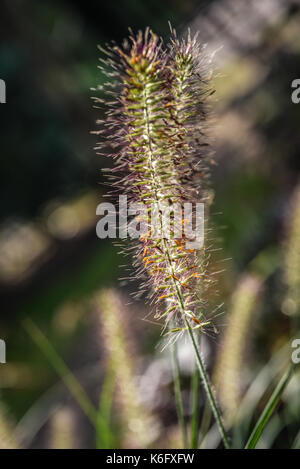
[232,343,288,448]
[23,318,99,427]
[292,429,300,449]
[245,363,295,449]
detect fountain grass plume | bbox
[283,184,300,320]
[214,275,262,423]
[95,289,159,448]
[93,27,215,336]
[93,27,230,448]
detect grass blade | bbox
[245,363,295,449]
[292,429,300,449]
[23,318,98,426]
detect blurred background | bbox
[0,0,300,449]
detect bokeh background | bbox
[0,0,300,449]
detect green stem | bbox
[172,341,188,449]
[163,251,230,449]
[184,317,230,449]
[190,366,200,448]
[96,363,116,449]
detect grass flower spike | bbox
[95,289,159,448]
[94,27,230,448]
[94,28,213,336]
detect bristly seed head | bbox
[93,26,215,339]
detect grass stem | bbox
[190,366,200,448]
[172,342,188,449]
[184,317,230,449]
